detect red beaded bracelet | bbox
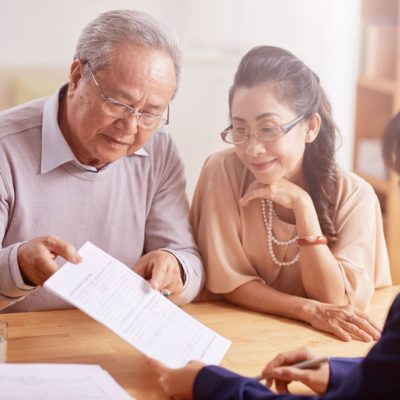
[297,235,328,246]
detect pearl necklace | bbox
[261,199,300,266]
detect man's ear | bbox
[305,113,321,143]
[68,60,84,94]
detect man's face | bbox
[61,45,176,168]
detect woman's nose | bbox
[244,133,267,156]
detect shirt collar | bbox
[41,86,148,174]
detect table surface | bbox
[1,286,399,399]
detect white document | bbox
[44,242,231,368]
[0,363,133,400]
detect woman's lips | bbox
[248,159,276,171]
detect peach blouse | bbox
[191,149,392,310]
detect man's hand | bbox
[147,358,204,400]
[17,236,82,286]
[262,347,330,394]
[134,250,184,302]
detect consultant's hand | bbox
[262,347,329,394]
[307,302,381,342]
[147,358,204,400]
[17,236,82,286]
[134,250,184,302]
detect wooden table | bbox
[1,286,399,399]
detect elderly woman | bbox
[149,111,400,400]
[190,45,391,341]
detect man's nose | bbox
[118,112,139,133]
[114,113,138,135]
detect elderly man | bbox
[0,10,203,312]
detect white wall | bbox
[0,0,361,197]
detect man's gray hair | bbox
[75,9,182,93]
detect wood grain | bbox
[1,286,399,399]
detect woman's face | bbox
[231,84,316,186]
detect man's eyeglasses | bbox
[221,114,306,144]
[86,62,169,130]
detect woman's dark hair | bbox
[382,112,400,175]
[229,46,338,241]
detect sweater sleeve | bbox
[144,136,204,305]
[190,151,266,294]
[0,172,37,310]
[330,173,391,310]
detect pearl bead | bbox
[261,199,300,267]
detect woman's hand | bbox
[147,358,205,400]
[262,347,329,394]
[239,179,310,211]
[306,302,381,342]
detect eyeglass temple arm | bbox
[165,104,170,125]
[220,125,233,141]
[283,114,306,132]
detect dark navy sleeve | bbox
[193,365,319,400]
[327,357,363,391]
[347,293,400,399]
[322,293,400,400]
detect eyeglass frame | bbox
[220,114,306,144]
[85,62,169,129]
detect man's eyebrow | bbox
[108,88,138,104]
[108,89,163,112]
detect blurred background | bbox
[0,0,361,198]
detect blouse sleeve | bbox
[330,173,391,310]
[190,151,264,293]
